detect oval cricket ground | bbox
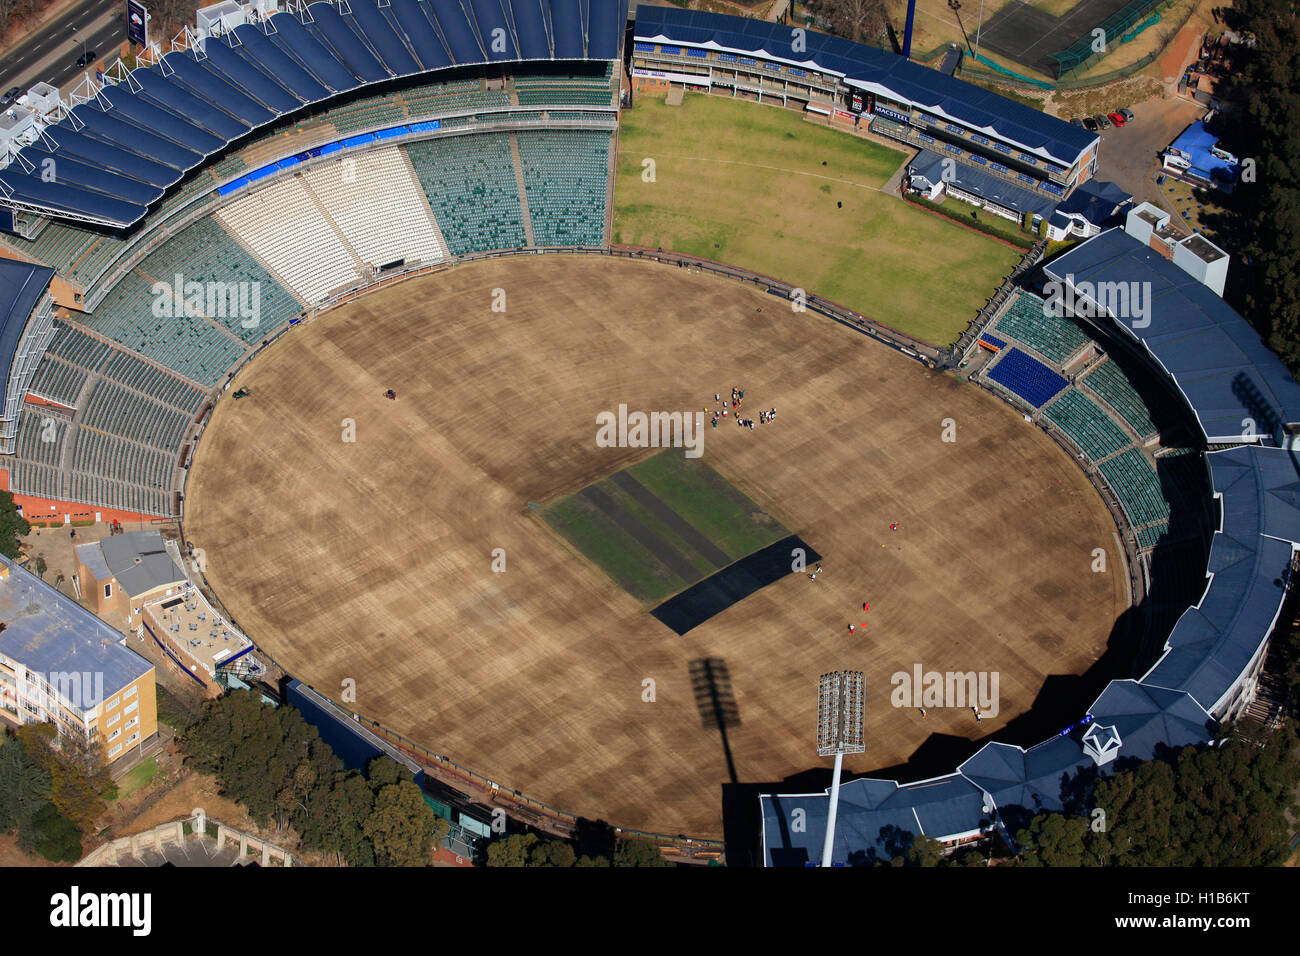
[185,255,1125,838]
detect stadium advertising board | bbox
[127,0,149,47]
[873,104,911,125]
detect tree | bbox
[363,777,437,866]
[33,555,45,579]
[32,803,82,863]
[0,731,52,852]
[613,838,672,867]
[1215,0,1300,373]
[1011,722,1300,866]
[0,489,30,559]
[16,723,115,833]
[487,832,538,867]
[816,0,888,45]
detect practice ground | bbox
[613,92,1022,346]
[186,256,1125,839]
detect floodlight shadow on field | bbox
[690,657,740,785]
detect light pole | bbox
[974,0,986,60]
[72,25,86,67]
[816,670,865,867]
[948,0,973,54]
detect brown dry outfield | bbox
[185,256,1126,839]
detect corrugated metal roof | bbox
[0,554,153,707]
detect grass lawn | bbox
[915,194,1038,246]
[116,756,158,801]
[625,452,784,559]
[542,451,787,605]
[614,92,1022,345]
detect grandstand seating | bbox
[135,218,302,344]
[27,357,88,408]
[80,378,193,452]
[326,95,411,134]
[401,81,510,119]
[1137,522,1168,550]
[303,148,447,269]
[82,265,248,386]
[993,291,1090,365]
[1083,359,1157,437]
[986,348,1068,407]
[517,89,615,107]
[9,459,61,501]
[1042,390,1131,462]
[67,471,169,517]
[71,428,172,491]
[14,411,67,467]
[404,134,529,255]
[217,177,361,305]
[1099,448,1170,528]
[1,223,123,287]
[515,130,611,247]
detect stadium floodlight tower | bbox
[816,670,865,867]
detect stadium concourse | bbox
[0,0,1294,864]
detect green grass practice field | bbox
[542,450,787,605]
[614,92,1023,345]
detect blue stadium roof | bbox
[0,554,154,710]
[909,147,1058,218]
[1143,446,1300,711]
[958,737,1091,817]
[0,258,53,401]
[761,773,988,866]
[634,6,1097,168]
[1055,179,1130,227]
[2,0,628,227]
[1044,228,1300,443]
[1086,680,1215,760]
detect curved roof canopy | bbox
[1,0,627,228]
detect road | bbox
[0,0,125,97]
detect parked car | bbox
[74,49,96,68]
[1118,108,1135,122]
[1,86,20,106]
[1083,116,1099,132]
[1070,117,1084,127]
[1108,111,1127,127]
[1094,114,1111,130]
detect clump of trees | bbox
[0,489,30,559]
[0,724,116,862]
[485,831,673,867]
[1014,724,1300,866]
[1215,1,1300,374]
[180,689,446,866]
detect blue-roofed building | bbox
[907,147,1059,223]
[1043,221,1300,444]
[1162,121,1242,193]
[0,258,55,454]
[760,773,990,866]
[632,5,1099,219]
[956,680,1214,845]
[0,553,158,766]
[1143,446,1300,717]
